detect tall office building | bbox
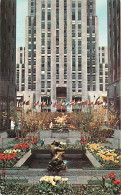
[16,47,25,92]
[99,46,108,102]
[107,0,121,121]
[25,0,99,111]
[0,0,16,131]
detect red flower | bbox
[113,180,117,185]
[2,170,6,174]
[109,172,116,179]
[104,175,108,179]
[81,136,84,140]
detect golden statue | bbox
[47,141,67,171]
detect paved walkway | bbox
[3,169,121,184]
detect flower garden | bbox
[0,107,121,194]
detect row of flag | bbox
[52,99,103,108]
[19,96,104,108]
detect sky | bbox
[16,0,107,48]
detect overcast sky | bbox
[16,0,107,48]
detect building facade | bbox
[0,0,16,131]
[24,0,99,111]
[107,0,121,124]
[16,47,25,92]
[98,46,108,102]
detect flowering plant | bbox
[86,143,121,168]
[103,172,121,194]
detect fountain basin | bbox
[23,149,93,169]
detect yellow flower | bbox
[62,178,68,182]
[51,181,56,186]
[117,155,121,159]
[54,176,61,181]
[114,160,119,163]
[60,142,66,145]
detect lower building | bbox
[107,0,121,128]
[0,0,16,132]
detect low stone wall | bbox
[86,150,102,168]
[39,129,81,144]
[0,132,8,149]
[14,150,32,167]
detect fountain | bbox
[47,141,67,171]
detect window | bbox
[48,0,51,8]
[42,1,45,8]
[41,48,45,54]
[41,81,45,88]
[100,84,103,91]
[33,84,36,90]
[41,9,45,20]
[56,74,59,79]
[48,10,51,20]
[41,64,45,71]
[72,73,75,79]
[47,22,51,30]
[93,85,96,91]
[56,57,59,62]
[100,78,103,83]
[47,73,51,79]
[41,22,45,29]
[78,1,81,8]
[72,82,75,88]
[78,10,81,20]
[78,81,82,88]
[47,81,51,88]
[72,10,75,20]
[41,74,45,79]
[78,73,82,79]
[72,1,75,8]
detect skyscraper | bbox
[0,0,16,131]
[25,0,99,111]
[107,0,121,124]
[99,46,108,100]
[16,47,25,92]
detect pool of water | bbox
[23,153,93,169]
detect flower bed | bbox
[80,136,121,169]
[86,143,121,168]
[0,173,121,194]
[0,136,40,168]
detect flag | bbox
[78,100,88,106]
[23,101,26,105]
[42,102,46,107]
[75,100,82,105]
[65,100,70,107]
[35,101,39,106]
[62,101,65,106]
[38,103,42,107]
[26,100,30,105]
[88,102,93,105]
[19,96,24,102]
[69,100,75,105]
[53,101,57,108]
[95,96,100,105]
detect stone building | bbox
[98,46,108,102]
[0,0,16,131]
[107,0,121,126]
[24,0,100,112]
